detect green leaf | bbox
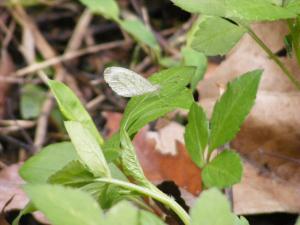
[190,188,235,225]
[12,202,36,225]
[24,184,103,225]
[20,142,79,183]
[159,57,181,68]
[120,128,148,186]
[121,66,194,136]
[235,216,250,225]
[171,0,296,21]
[120,19,160,56]
[48,161,130,209]
[295,216,300,225]
[209,70,262,151]
[105,201,139,225]
[226,0,295,21]
[184,102,209,168]
[20,84,46,119]
[139,210,167,225]
[78,0,120,21]
[171,0,226,16]
[286,18,300,65]
[286,0,300,14]
[191,16,246,56]
[48,160,94,186]
[202,150,243,188]
[102,132,121,162]
[181,47,207,90]
[65,121,110,177]
[48,80,104,145]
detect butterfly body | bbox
[104,67,160,97]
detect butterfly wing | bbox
[104,67,159,97]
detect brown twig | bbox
[12,40,129,77]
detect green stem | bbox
[95,178,190,225]
[242,24,300,90]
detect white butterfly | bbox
[104,67,160,97]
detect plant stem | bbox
[242,24,300,90]
[95,178,190,225]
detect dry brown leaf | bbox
[134,126,202,195]
[233,161,300,215]
[0,163,27,212]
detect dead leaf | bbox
[134,125,202,195]
[233,161,300,215]
[0,164,48,224]
[0,163,27,212]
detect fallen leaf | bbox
[233,161,300,215]
[134,125,202,195]
[0,163,48,224]
[0,163,27,212]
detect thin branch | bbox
[12,40,129,77]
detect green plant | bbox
[14,64,261,225]
[171,0,300,90]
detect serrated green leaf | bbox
[209,70,262,151]
[191,16,246,56]
[184,102,209,168]
[20,142,79,183]
[24,184,103,225]
[171,0,295,21]
[48,80,104,145]
[190,188,235,225]
[139,210,167,225]
[121,66,194,136]
[202,150,243,188]
[120,128,148,186]
[48,160,94,186]
[20,84,46,119]
[65,121,110,177]
[181,47,207,90]
[120,19,160,56]
[78,0,120,21]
